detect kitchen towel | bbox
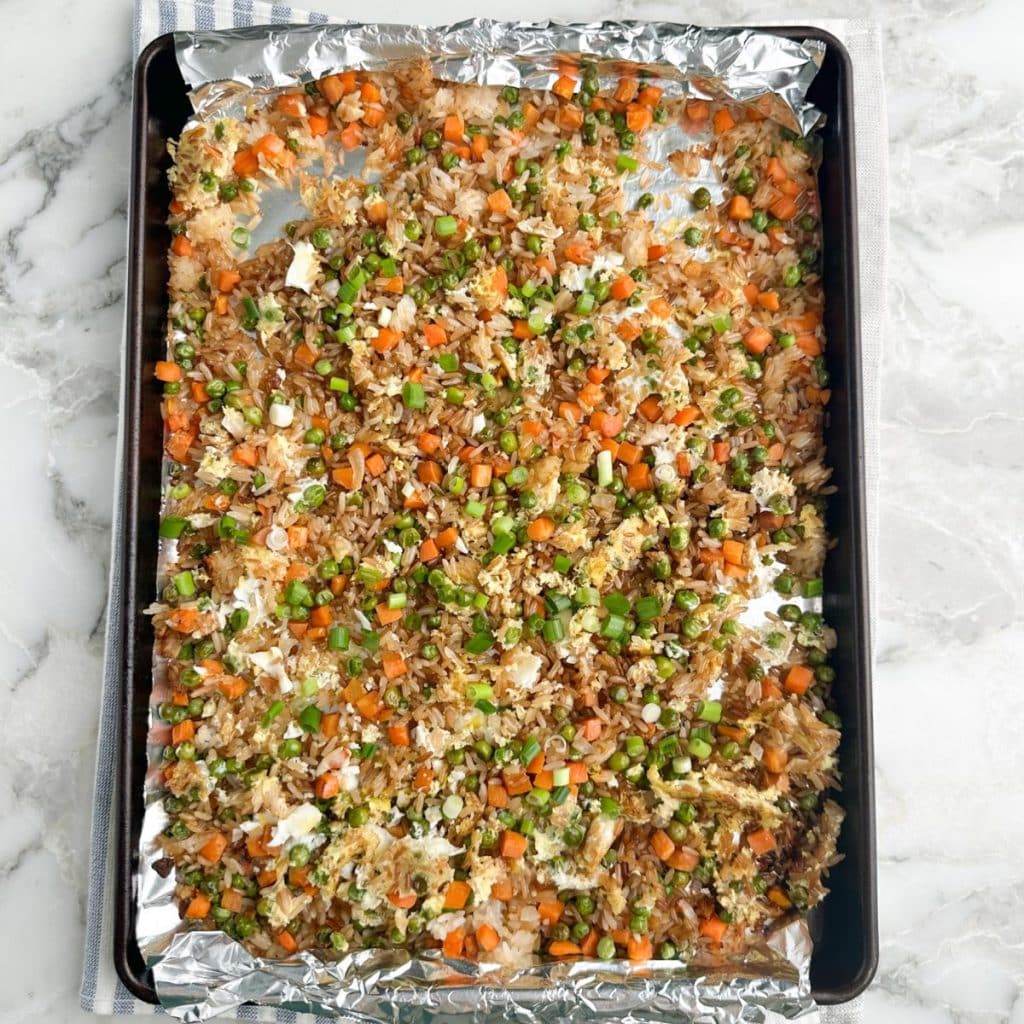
[81,2,884,1019]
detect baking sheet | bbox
[137,19,838,1021]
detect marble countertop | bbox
[2,0,1021,1021]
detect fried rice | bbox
[150,60,843,967]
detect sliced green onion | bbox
[173,571,196,597]
[596,449,613,487]
[434,215,458,238]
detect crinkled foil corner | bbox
[141,20,830,1022]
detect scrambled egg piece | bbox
[583,515,659,587]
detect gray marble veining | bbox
[0,0,1021,1021]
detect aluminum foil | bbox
[175,21,825,136]
[140,19,833,1022]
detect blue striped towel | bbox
[83,5,881,1019]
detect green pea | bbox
[692,187,712,209]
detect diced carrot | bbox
[797,333,822,357]
[359,80,381,103]
[638,396,663,423]
[650,829,675,862]
[245,831,271,859]
[577,382,603,407]
[195,831,229,866]
[309,606,332,629]
[419,537,440,563]
[728,195,753,220]
[567,761,588,784]
[552,75,576,100]
[217,676,247,700]
[371,327,400,353]
[492,878,514,902]
[476,923,500,952]
[487,188,512,216]
[387,889,417,909]
[581,929,600,957]
[444,880,471,911]
[443,927,465,959]
[526,750,545,775]
[486,780,509,808]
[564,241,594,265]
[667,846,700,871]
[184,894,211,919]
[699,916,728,944]
[744,326,774,355]
[439,114,464,144]
[559,105,584,130]
[533,769,554,790]
[712,108,735,134]
[610,275,637,301]
[332,465,355,489]
[216,269,241,293]
[293,342,317,368]
[590,410,624,438]
[784,664,814,695]
[382,653,408,679]
[436,526,459,549]
[376,603,403,626]
[537,900,564,924]
[713,441,731,463]
[277,930,298,954]
[471,134,489,160]
[627,934,653,961]
[314,772,341,799]
[762,746,788,773]
[155,361,181,383]
[743,282,760,304]
[213,294,228,316]
[747,828,778,856]
[417,460,442,486]
[379,275,404,294]
[317,74,344,105]
[768,885,793,909]
[765,157,788,183]
[252,133,286,161]
[499,831,527,859]
[587,366,611,385]
[769,194,798,221]
[168,199,185,216]
[614,77,639,103]
[284,563,311,583]
[353,689,381,720]
[232,148,260,178]
[385,721,411,748]
[637,85,663,108]
[612,441,639,466]
[671,405,700,428]
[167,608,199,633]
[685,99,710,122]
[287,525,308,550]
[549,941,581,957]
[722,539,745,566]
[648,297,672,322]
[339,122,364,150]
[230,443,258,468]
[676,453,691,476]
[786,311,821,332]
[470,463,492,488]
[502,771,532,796]
[757,290,780,311]
[527,516,555,542]
[626,104,653,133]
[559,401,583,424]
[417,432,441,454]
[365,452,386,477]
[220,888,244,913]
[626,463,652,491]
[360,104,385,130]
[308,114,330,136]
[579,717,602,741]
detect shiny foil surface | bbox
[142,20,830,1022]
